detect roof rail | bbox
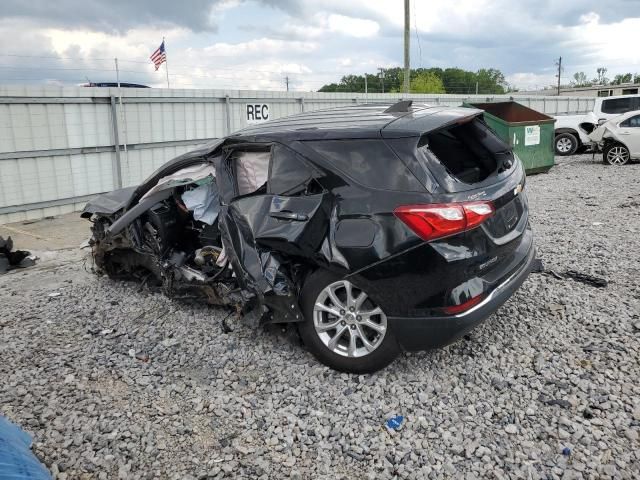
[384,100,413,113]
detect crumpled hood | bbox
[80,186,137,218]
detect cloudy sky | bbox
[1,0,639,91]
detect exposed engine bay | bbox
[89,179,241,306]
[84,147,275,315]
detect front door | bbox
[215,142,330,305]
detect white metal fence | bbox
[0,86,595,224]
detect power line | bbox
[413,0,423,68]
[403,0,410,94]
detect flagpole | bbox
[114,58,128,163]
[163,36,170,89]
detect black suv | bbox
[82,101,535,373]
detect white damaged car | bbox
[589,110,640,166]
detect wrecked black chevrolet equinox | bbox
[82,101,535,373]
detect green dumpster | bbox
[464,101,556,174]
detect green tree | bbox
[409,71,445,93]
[612,73,633,85]
[571,72,590,87]
[592,67,609,85]
[475,68,507,94]
[318,66,508,94]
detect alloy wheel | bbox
[556,137,573,154]
[606,146,629,165]
[313,280,387,358]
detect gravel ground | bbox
[1,154,639,479]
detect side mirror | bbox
[597,118,607,125]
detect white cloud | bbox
[327,14,379,38]
[2,0,640,92]
[563,15,640,70]
[202,38,318,57]
[507,72,557,91]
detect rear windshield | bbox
[417,118,513,184]
[305,139,425,191]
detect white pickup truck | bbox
[554,94,640,155]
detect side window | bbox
[621,115,640,128]
[268,145,317,195]
[306,139,424,191]
[601,97,633,114]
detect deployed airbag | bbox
[235,151,270,196]
[182,183,220,225]
[140,164,216,201]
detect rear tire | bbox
[555,132,578,156]
[298,269,400,373]
[603,143,630,166]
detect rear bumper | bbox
[389,241,536,351]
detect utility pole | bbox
[555,56,562,96]
[364,74,368,102]
[285,75,289,92]
[378,68,385,94]
[403,0,410,94]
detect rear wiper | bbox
[495,152,513,172]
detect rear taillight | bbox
[394,201,494,241]
[442,294,486,314]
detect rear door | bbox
[216,143,330,299]
[617,114,640,156]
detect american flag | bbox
[150,41,166,70]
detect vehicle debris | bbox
[564,270,608,288]
[0,236,37,274]
[532,262,607,288]
[386,415,404,431]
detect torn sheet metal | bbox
[140,163,216,201]
[181,182,220,225]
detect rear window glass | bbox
[306,139,423,191]
[601,98,634,114]
[418,118,512,184]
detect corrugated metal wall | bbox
[0,86,595,224]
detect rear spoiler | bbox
[381,107,484,138]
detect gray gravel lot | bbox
[1,154,639,479]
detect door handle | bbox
[269,211,309,221]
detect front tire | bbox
[603,143,630,165]
[298,270,400,373]
[555,132,578,156]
